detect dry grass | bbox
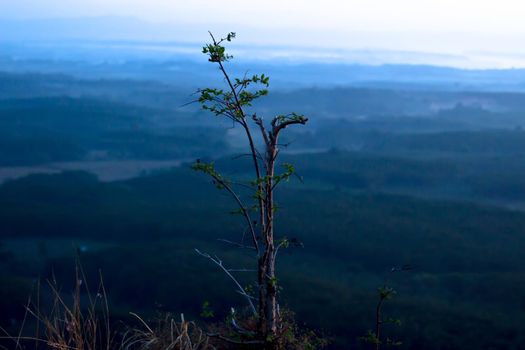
[0,261,215,350]
[0,264,114,350]
[121,313,215,350]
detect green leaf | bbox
[200,301,215,318]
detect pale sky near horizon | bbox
[2,0,525,67]
[3,0,524,32]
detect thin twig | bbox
[195,249,257,316]
[217,238,256,250]
[208,173,260,255]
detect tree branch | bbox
[271,116,308,141]
[208,32,266,237]
[195,249,257,316]
[217,239,256,251]
[202,170,260,255]
[253,114,271,148]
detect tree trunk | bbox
[266,251,278,333]
[258,250,278,348]
[257,143,280,349]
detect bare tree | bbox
[192,32,307,349]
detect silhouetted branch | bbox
[195,249,257,316]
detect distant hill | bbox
[2,17,525,91]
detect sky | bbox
[1,0,525,67]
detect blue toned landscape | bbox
[1,8,525,350]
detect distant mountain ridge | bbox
[2,16,525,70]
[0,53,524,92]
[1,17,525,91]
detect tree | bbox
[361,265,410,350]
[192,32,308,349]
